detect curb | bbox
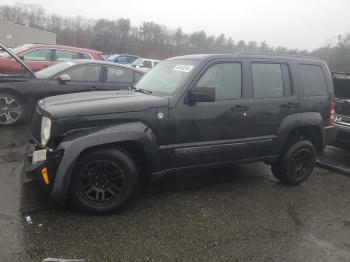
[316,160,350,177]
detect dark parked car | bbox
[0,43,104,73]
[22,53,337,214]
[0,44,144,125]
[333,72,350,149]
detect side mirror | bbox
[187,86,215,103]
[18,55,24,60]
[58,74,71,84]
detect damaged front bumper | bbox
[21,143,62,195]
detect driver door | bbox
[167,61,248,168]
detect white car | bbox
[130,58,160,72]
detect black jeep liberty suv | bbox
[22,53,337,213]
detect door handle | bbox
[231,105,249,111]
[282,102,299,108]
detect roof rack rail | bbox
[31,43,56,45]
[235,51,317,60]
[332,71,350,79]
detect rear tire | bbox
[271,140,316,185]
[70,148,139,214]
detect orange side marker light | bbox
[41,167,49,185]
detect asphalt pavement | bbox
[0,125,350,262]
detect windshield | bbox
[135,59,199,95]
[35,61,77,79]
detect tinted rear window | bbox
[299,64,328,96]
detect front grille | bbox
[31,108,41,142]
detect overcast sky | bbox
[3,0,350,51]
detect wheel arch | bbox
[274,112,325,155]
[51,122,162,202]
[78,140,150,177]
[0,87,23,98]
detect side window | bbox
[79,53,92,59]
[134,72,143,82]
[56,50,80,62]
[65,65,102,82]
[299,64,327,96]
[196,63,242,100]
[127,56,137,63]
[142,60,152,68]
[251,63,285,98]
[106,67,133,83]
[117,56,128,63]
[22,49,52,61]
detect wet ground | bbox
[0,125,350,262]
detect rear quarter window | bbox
[299,64,328,96]
[80,53,92,59]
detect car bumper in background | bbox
[333,124,350,148]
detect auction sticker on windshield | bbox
[173,64,194,72]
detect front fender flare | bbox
[51,122,161,201]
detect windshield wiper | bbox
[129,85,152,94]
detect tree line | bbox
[1,2,350,72]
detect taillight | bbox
[327,98,336,126]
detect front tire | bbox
[271,140,316,185]
[70,148,139,214]
[0,93,23,126]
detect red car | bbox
[0,44,103,73]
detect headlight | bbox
[40,116,51,147]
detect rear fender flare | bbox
[273,112,324,154]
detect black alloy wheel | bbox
[271,140,316,185]
[77,160,126,205]
[286,148,314,179]
[71,149,139,214]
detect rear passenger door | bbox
[243,61,299,158]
